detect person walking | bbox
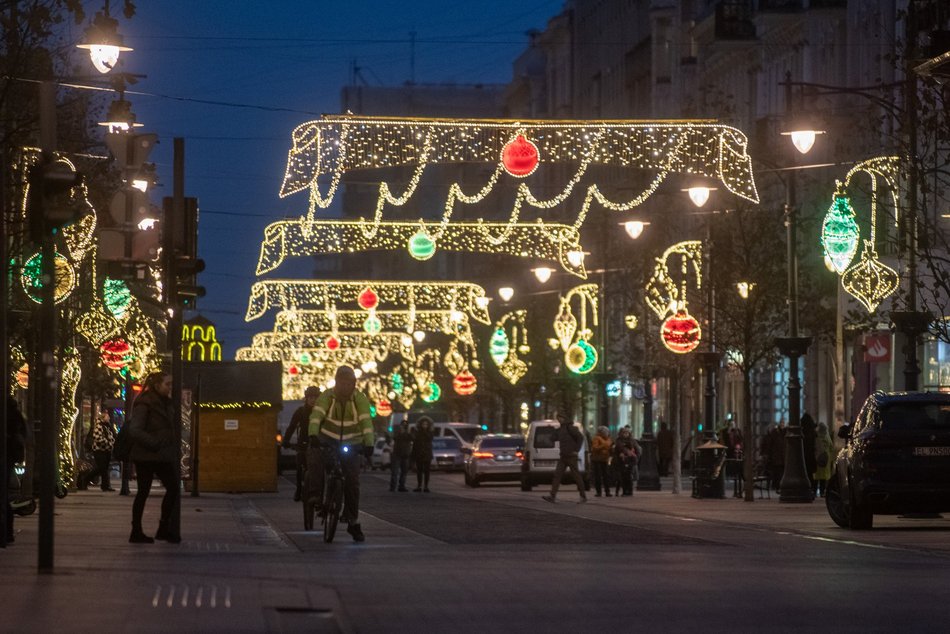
[128,371,180,544]
[390,420,412,492]
[656,421,674,477]
[306,365,375,543]
[591,426,612,497]
[83,411,116,491]
[283,386,319,501]
[763,423,786,492]
[412,417,434,492]
[5,396,27,544]
[613,427,641,496]
[542,412,587,504]
[813,421,835,497]
[801,412,818,492]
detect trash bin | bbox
[692,440,727,499]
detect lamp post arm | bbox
[779,79,907,118]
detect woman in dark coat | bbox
[801,413,818,489]
[412,417,434,492]
[128,372,179,543]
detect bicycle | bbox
[302,442,347,543]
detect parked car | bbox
[464,434,524,486]
[520,419,589,491]
[827,391,950,530]
[406,419,482,452]
[371,437,392,470]
[431,436,465,471]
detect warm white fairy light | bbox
[246,280,492,324]
[492,310,530,384]
[274,308,468,334]
[645,241,703,319]
[257,219,587,277]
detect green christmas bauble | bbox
[821,194,860,274]
[363,314,382,335]
[421,381,441,403]
[489,328,510,365]
[408,230,436,261]
[566,339,597,375]
[391,371,404,393]
[103,278,132,319]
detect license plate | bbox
[913,447,950,456]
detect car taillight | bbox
[515,451,524,460]
[473,451,494,459]
[276,434,283,444]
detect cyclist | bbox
[283,385,320,501]
[306,365,374,542]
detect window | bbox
[479,437,522,450]
[881,403,950,431]
[534,427,557,449]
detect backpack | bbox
[112,424,132,461]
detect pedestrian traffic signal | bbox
[26,156,84,239]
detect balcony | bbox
[715,1,756,41]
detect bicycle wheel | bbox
[323,477,343,543]
[302,465,315,531]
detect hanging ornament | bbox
[821,185,860,274]
[489,327,510,366]
[660,307,702,354]
[421,381,441,403]
[357,286,379,310]
[100,339,133,370]
[363,311,382,335]
[288,364,301,376]
[553,303,577,352]
[408,229,436,260]
[443,342,466,376]
[376,399,393,417]
[325,335,340,351]
[453,371,477,396]
[21,251,76,305]
[501,133,540,177]
[103,278,133,319]
[841,241,900,313]
[565,339,597,375]
[391,371,404,393]
[16,363,29,389]
[299,351,312,365]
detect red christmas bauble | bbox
[326,335,341,351]
[358,287,379,310]
[452,370,477,396]
[660,309,701,354]
[501,134,540,177]
[100,339,132,370]
[288,364,300,376]
[376,399,393,417]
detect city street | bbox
[3,471,950,633]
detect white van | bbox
[408,419,482,452]
[520,419,589,491]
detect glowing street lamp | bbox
[780,115,825,155]
[622,220,650,240]
[684,186,717,208]
[498,286,514,303]
[76,10,132,74]
[532,267,553,284]
[98,98,142,133]
[736,282,755,299]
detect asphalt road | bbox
[4,470,950,633]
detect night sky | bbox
[113,0,563,355]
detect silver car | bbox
[431,436,465,471]
[464,434,524,486]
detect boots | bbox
[129,523,154,544]
[154,520,181,543]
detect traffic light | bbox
[174,255,205,309]
[26,155,84,240]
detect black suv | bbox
[827,391,950,529]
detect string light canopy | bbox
[273,308,469,335]
[256,219,588,278]
[245,280,492,324]
[279,116,760,230]
[837,157,902,313]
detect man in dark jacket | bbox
[283,386,319,501]
[656,421,674,477]
[542,412,587,504]
[128,372,179,544]
[390,420,412,492]
[5,396,27,543]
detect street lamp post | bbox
[777,74,816,503]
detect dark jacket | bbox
[556,422,583,457]
[801,414,817,476]
[283,403,312,450]
[656,426,674,460]
[128,390,176,463]
[6,396,26,464]
[412,427,434,462]
[392,426,413,459]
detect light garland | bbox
[820,183,860,274]
[838,157,902,313]
[245,280,492,324]
[256,219,588,278]
[645,241,703,319]
[492,309,530,384]
[279,116,760,208]
[182,322,223,362]
[273,308,469,334]
[199,401,275,410]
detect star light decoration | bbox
[645,241,703,354]
[824,157,901,313]
[256,219,588,278]
[555,285,599,374]
[490,309,531,384]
